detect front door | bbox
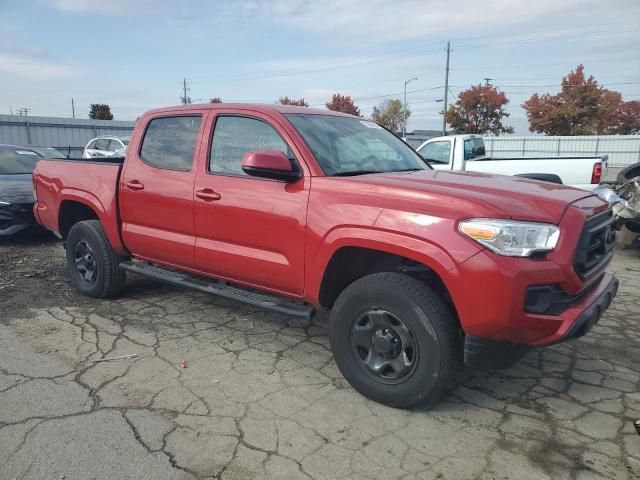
[120,113,205,268]
[193,112,310,297]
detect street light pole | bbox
[403,77,418,139]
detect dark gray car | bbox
[0,146,46,236]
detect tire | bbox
[329,272,458,409]
[65,220,126,298]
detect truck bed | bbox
[32,157,126,253]
[463,155,607,191]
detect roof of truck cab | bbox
[144,103,360,118]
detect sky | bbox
[1,0,639,133]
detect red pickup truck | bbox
[33,104,618,408]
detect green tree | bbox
[446,84,513,135]
[89,104,113,120]
[370,99,407,132]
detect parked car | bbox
[615,161,640,234]
[417,134,608,190]
[82,135,130,159]
[0,145,42,236]
[32,104,618,408]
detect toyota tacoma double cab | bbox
[32,104,618,408]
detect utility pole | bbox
[71,98,75,118]
[483,78,493,86]
[9,106,13,115]
[442,41,450,136]
[182,78,191,105]
[403,77,418,140]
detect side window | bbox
[87,140,97,150]
[106,140,120,152]
[464,138,486,160]
[140,116,201,170]
[94,139,109,151]
[209,116,292,176]
[420,141,451,164]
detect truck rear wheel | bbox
[65,220,126,298]
[329,272,458,408]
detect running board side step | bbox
[119,261,315,320]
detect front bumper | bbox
[463,274,618,369]
[0,202,37,236]
[559,274,618,342]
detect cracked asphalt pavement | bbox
[1,234,639,480]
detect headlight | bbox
[459,219,560,257]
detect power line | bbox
[451,55,639,71]
[447,19,640,44]
[191,22,639,85]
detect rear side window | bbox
[464,138,486,160]
[140,116,201,170]
[209,116,292,176]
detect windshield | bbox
[285,114,428,176]
[0,149,40,174]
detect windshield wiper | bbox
[394,168,424,172]
[332,170,385,177]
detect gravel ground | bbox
[0,232,639,480]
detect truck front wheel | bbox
[329,272,458,408]
[65,220,126,298]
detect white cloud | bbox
[43,0,159,14]
[0,52,72,79]
[43,0,127,13]
[265,0,639,41]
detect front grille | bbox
[574,210,615,279]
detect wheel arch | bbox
[57,190,126,254]
[309,229,461,321]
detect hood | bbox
[345,169,595,224]
[0,174,35,203]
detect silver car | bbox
[82,135,130,159]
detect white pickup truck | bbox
[416,134,607,190]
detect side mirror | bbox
[242,151,301,182]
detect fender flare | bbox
[58,189,127,255]
[305,226,461,305]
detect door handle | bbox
[124,180,144,191]
[195,188,222,201]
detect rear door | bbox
[193,111,310,296]
[120,113,205,268]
